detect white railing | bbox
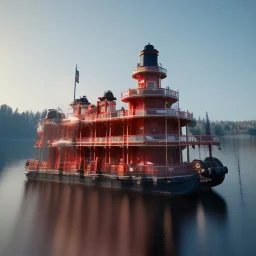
[94,137,106,143]
[121,88,178,100]
[132,66,167,75]
[127,135,144,143]
[133,108,193,119]
[110,136,124,143]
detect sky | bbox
[0,0,255,121]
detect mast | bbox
[205,112,213,159]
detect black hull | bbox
[25,171,200,195]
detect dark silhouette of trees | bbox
[224,124,231,132]
[214,124,225,136]
[189,118,256,136]
[0,104,46,139]
[189,127,201,135]
[248,128,256,135]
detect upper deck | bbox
[35,134,220,147]
[121,87,178,102]
[132,66,167,79]
[51,108,193,123]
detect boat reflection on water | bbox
[7,181,228,256]
[0,150,6,173]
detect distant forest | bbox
[189,117,256,136]
[0,104,46,139]
[0,104,256,139]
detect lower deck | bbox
[26,170,200,195]
[26,159,197,179]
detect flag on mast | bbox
[75,67,79,83]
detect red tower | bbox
[121,43,191,166]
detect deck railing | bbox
[109,136,124,143]
[47,138,72,146]
[104,163,195,178]
[35,134,219,147]
[76,108,193,122]
[39,107,193,124]
[39,118,63,124]
[133,108,193,119]
[26,159,197,178]
[94,137,107,143]
[26,160,40,170]
[79,137,93,143]
[76,134,220,146]
[121,87,178,100]
[132,66,167,75]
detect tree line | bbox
[189,117,256,136]
[0,104,47,139]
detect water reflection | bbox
[0,151,5,172]
[0,139,33,178]
[4,136,256,256]
[5,181,228,256]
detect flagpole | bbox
[74,64,77,102]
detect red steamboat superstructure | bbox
[25,44,228,194]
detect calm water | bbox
[0,136,256,256]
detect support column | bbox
[94,123,96,161]
[89,147,92,164]
[126,124,129,164]
[186,124,190,162]
[109,122,111,163]
[180,126,183,163]
[165,101,168,165]
[79,123,82,169]
[105,122,108,165]
[177,97,182,163]
[122,123,125,164]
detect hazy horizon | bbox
[1,0,255,121]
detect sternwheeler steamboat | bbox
[25,44,228,194]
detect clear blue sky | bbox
[0,0,255,121]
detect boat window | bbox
[81,108,86,115]
[107,101,116,112]
[47,110,57,119]
[147,81,156,88]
